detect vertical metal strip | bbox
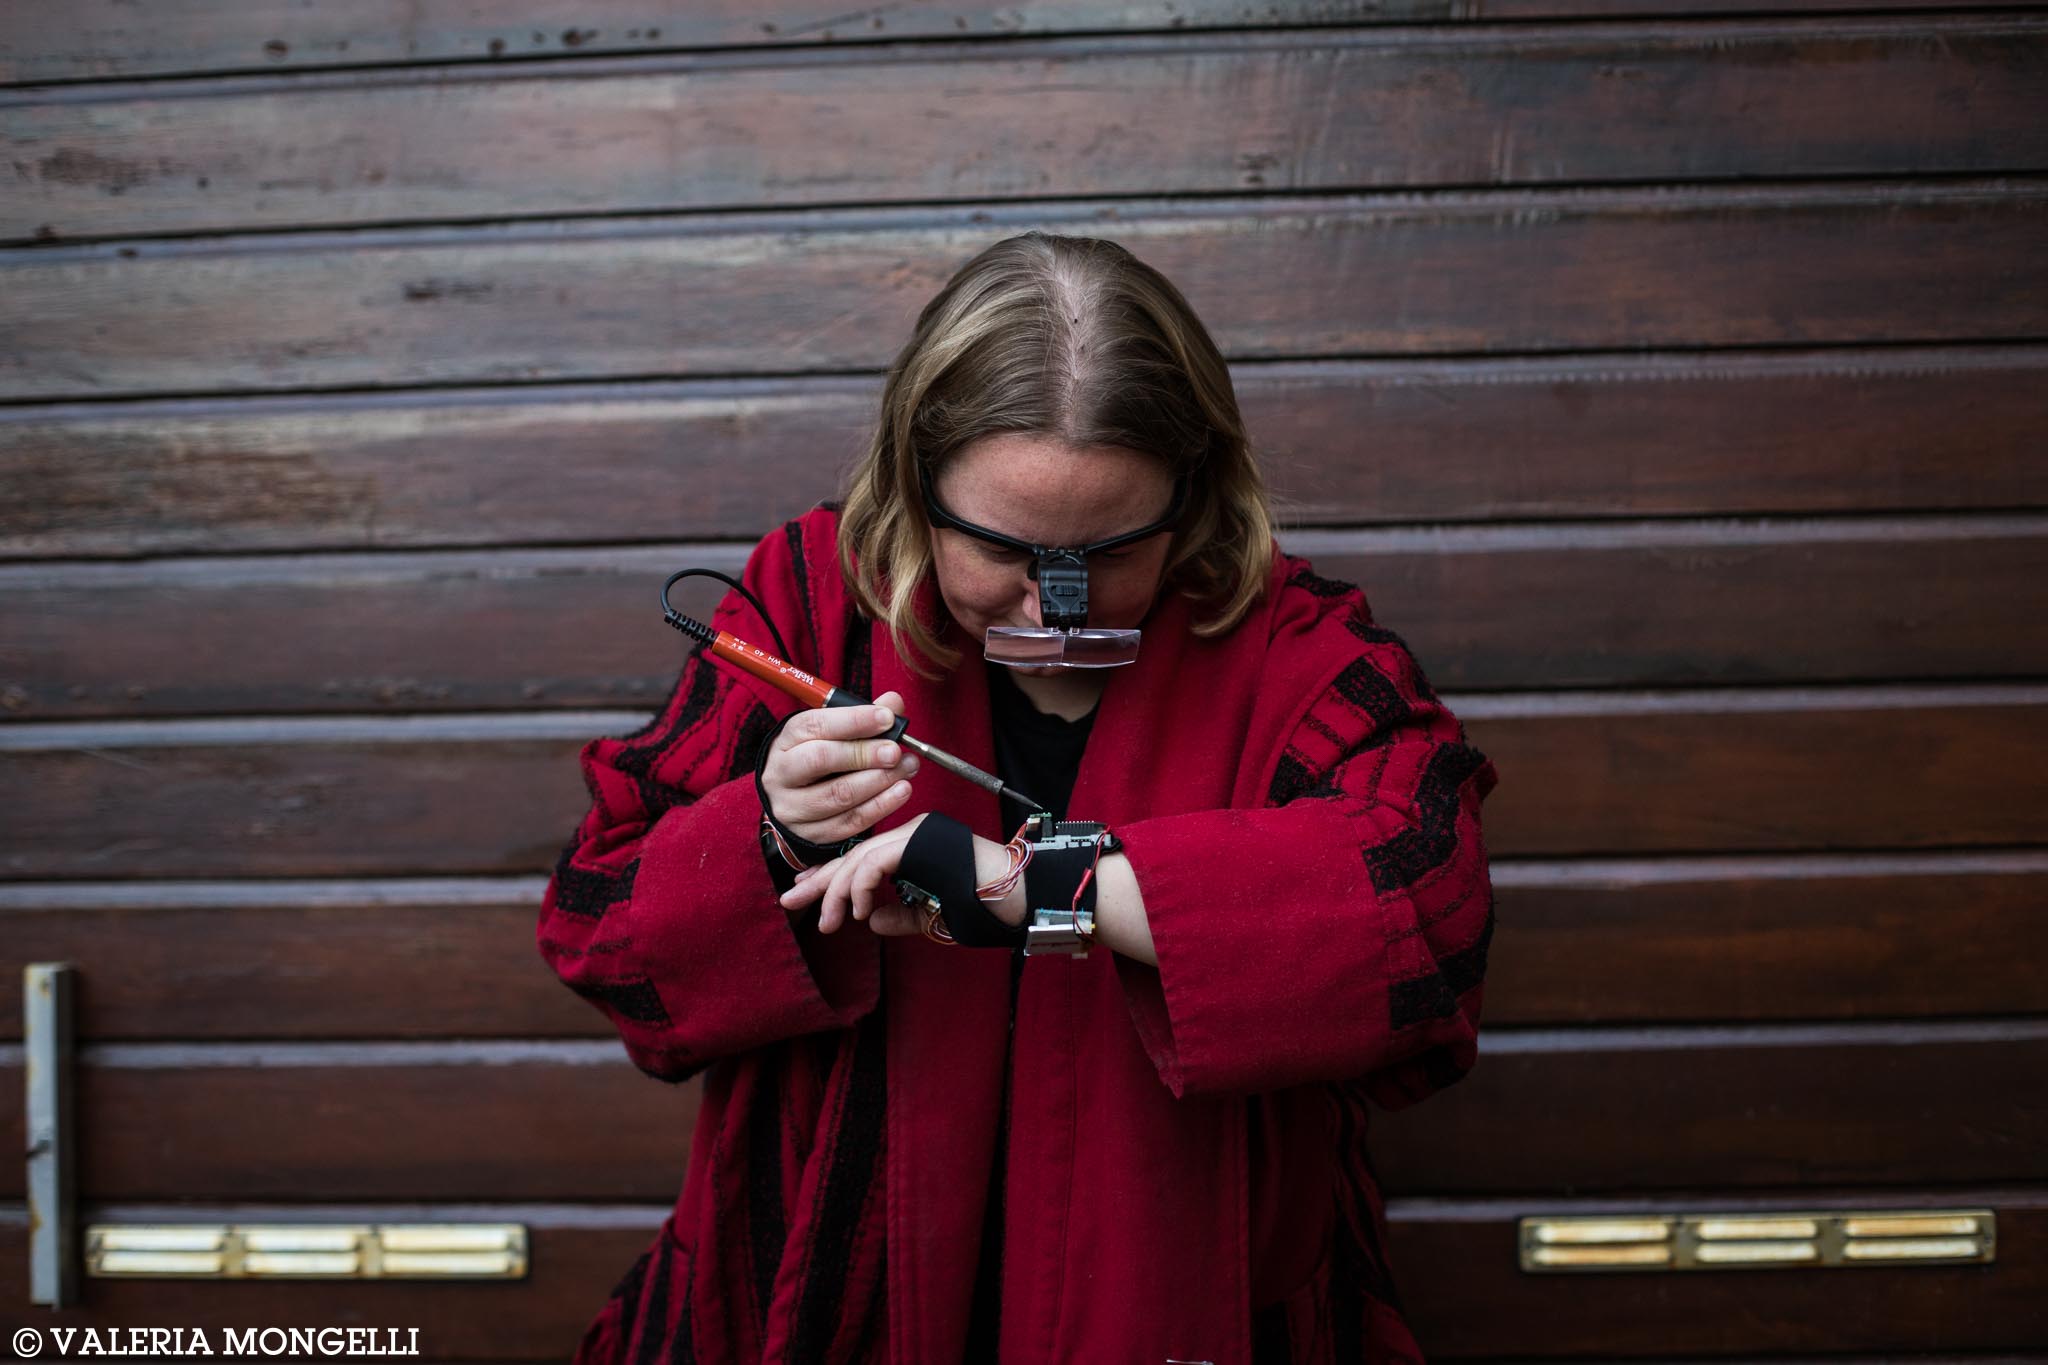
[25,962,77,1307]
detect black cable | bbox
[661,567,791,664]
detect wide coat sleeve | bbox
[1112,559,1500,1107]
[535,513,880,1083]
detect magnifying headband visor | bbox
[919,462,1189,669]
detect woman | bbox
[538,230,1499,1363]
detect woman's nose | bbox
[1018,575,1043,627]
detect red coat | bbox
[540,505,1499,1364]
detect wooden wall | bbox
[3,2,2045,1357]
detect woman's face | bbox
[927,433,1178,671]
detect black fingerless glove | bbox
[894,812,1025,949]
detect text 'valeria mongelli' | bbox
[10,1325,421,1357]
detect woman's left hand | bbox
[778,814,1025,938]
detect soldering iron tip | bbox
[1000,784,1045,815]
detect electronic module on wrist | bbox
[1020,813,1120,958]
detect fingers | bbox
[773,764,916,842]
[777,846,876,932]
[814,773,916,844]
[781,735,919,789]
[783,822,920,935]
[861,901,925,937]
[849,850,896,923]
[820,846,868,934]
[761,694,921,842]
[780,859,837,925]
[818,852,859,934]
[775,697,900,750]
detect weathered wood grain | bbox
[1484,851,2048,1023]
[6,184,2044,399]
[0,1023,2034,1198]
[1369,1020,2048,1193]
[8,0,2037,83]
[1462,685,2048,857]
[6,348,2045,557]
[0,851,2039,1040]
[6,519,2044,717]
[1,688,2043,877]
[10,19,2046,240]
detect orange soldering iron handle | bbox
[706,629,911,743]
[708,630,839,709]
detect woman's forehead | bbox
[934,435,1177,544]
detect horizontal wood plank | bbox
[1290,518,2048,691]
[10,19,2045,240]
[6,517,2045,716]
[0,852,2041,1040]
[0,1200,665,1357]
[3,1190,2040,1354]
[1464,685,2048,857]
[0,880,599,1041]
[7,0,2036,83]
[0,1023,2036,1199]
[1369,1020,2048,1194]
[1484,851,2048,1024]
[0,376,879,557]
[1385,1188,2048,1356]
[5,183,2044,400]
[68,1043,700,1203]
[2,688,2044,877]
[0,1044,688,1204]
[5,347,2046,558]
[0,715,606,879]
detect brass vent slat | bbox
[243,1227,364,1253]
[1528,1244,1674,1268]
[1845,1215,1982,1238]
[1695,1218,1819,1241]
[1694,1240,1820,1264]
[1521,1209,1994,1273]
[380,1224,517,1252]
[1843,1236,1983,1261]
[243,1251,361,1276]
[1533,1218,1672,1245]
[381,1249,520,1276]
[96,1227,225,1253]
[97,1250,224,1276]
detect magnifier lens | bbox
[984,626,1142,668]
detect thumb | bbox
[871,690,907,727]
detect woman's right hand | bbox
[760,689,920,847]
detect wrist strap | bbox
[896,813,1023,949]
[1020,819,1117,956]
[1024,834,1102,919]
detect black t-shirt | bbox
[963,663,1097,1359]
[986,663,1095,828]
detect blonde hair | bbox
[837,231,1274,676]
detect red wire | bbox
[1070,830,1110,913]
